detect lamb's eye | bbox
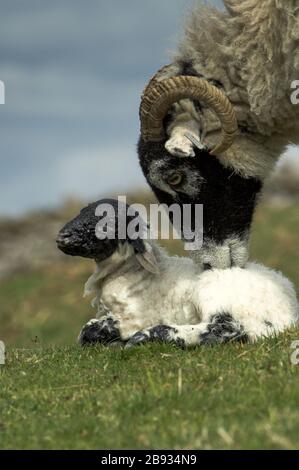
[167,173,183,186]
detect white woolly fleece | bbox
[168,0,299,179]
[84,242,298,342]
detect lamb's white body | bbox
[82,242,298,346]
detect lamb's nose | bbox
[203,263,212,271]
[56,231,72,246]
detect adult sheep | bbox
[56,199,298,347]
[138,0,299,270]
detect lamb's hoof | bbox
[125,331,150,348]
[125,325,182,348]
[78,317,121,346]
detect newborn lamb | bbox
[56,199,298,348]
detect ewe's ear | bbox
[135,242,160,275]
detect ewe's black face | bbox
[138,138,262,268]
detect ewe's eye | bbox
[167,173,183,187]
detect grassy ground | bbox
[0,202,299,449]
[1,334,299,450]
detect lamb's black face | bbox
[138,138,262,268]
[56,199,146,261]
[56,200,118,260]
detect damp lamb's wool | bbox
[82,241,299,345]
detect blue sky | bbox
[0,0,296,216]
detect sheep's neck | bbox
[84,250,156,307]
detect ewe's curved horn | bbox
[140,75,238,155]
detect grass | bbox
[0,202,299,449]
[1,335,299,449]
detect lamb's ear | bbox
[135,242,160,275]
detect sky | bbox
[0,0,297,216]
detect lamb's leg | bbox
[78,315,123,347]
[125,313,249,348]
